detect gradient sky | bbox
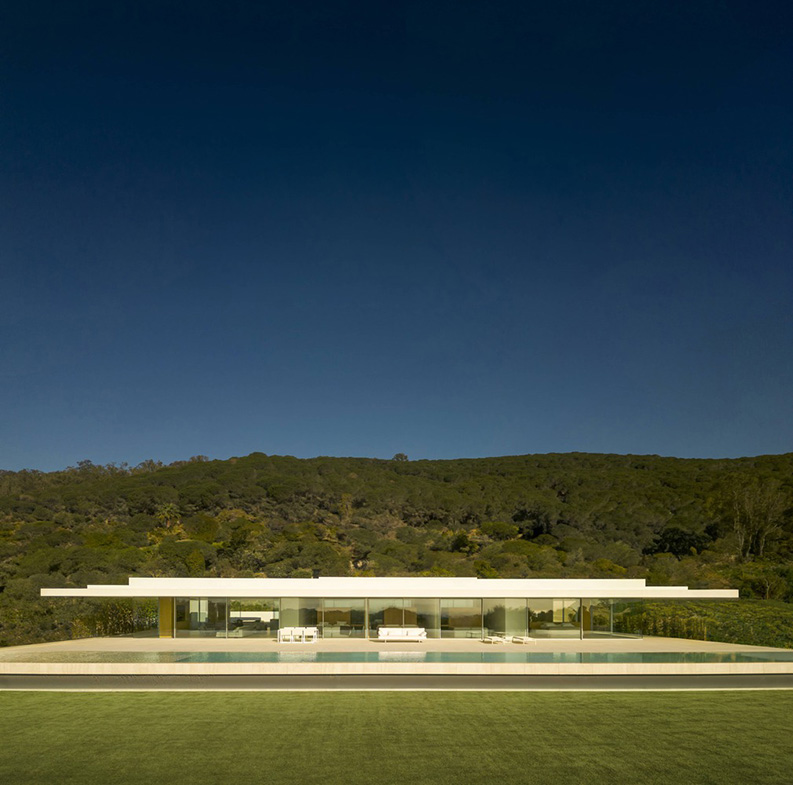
[2,1,792,471]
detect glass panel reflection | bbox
[483,599,528,637]
[405,598,440,638]
[529,599,581,638]
[131,598,159,637]
[441,599,482,638]
[368,599,404,638]
[280,597,321,630]
[174,597,228,637]
[228,598,280,638]
[322,599,365,637]
[611,600,643,637]
[582,599,612,638]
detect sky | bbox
[1,1,792,471]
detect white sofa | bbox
[377,627,427,642]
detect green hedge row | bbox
[619,600,793,649]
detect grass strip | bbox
[1,691,792,785]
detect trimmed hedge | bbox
[619,599,793,649]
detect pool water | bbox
[3,651,793,664]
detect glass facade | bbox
[175,598,228,637]
[611,601,643,637]
[582,599,612,638]
[322,598,366,637]
[368,598,441,638]
[228,598,280,638]
[130,598,159,637]
[440,598,483,638]
[160,596,638,639]
[280,597,321,629]
[404,598,441,638]
[368,598,404,638]
[483,598,528,637]
[529,599,581,637]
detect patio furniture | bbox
[377,627,427,642]
[277,626,319,643]
[482,635,507,644]
[277,627,295,643]
[511,636,536,644]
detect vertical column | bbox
[580,599,584,640]
[158,597,174,638]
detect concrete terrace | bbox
[1,635,791,685]
[1,633,788,655]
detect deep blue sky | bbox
[2,1,791,471]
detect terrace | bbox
[2,632,792,687]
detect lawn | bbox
[1,691,792,784]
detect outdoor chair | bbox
[277,627,295,643]
[303,627,319,643]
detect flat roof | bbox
[41,577,739,600]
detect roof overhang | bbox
[41,576,740,600]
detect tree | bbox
[714,478,789,559]
[185,549,207,576]
[155,502,181,529]
[392,453,408,462]
[480,521,519,541]
[647,526,707,558]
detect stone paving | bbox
[0,633,787,656]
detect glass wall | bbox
[368,598,404,638]
[582,599,612,638]
[174,597,228,637]
[131,598,159,637]
[159,595,636,640]
[529,599,581,638]
[441,598,482,638]
[405,598,441,638]
[280,597,321,630]
[368,598,441,638]
[483,599,528,637]
[228,598,279,638]
[322,598,366,637]
[611,600,643,637]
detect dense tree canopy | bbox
[1,451,791,646]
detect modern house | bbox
[41,577,738,640]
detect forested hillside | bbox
[1,451,792,646]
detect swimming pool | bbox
[3,651,793,664]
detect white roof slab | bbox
[41,576,739,600]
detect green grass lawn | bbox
[1,691,792,784]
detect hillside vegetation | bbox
[1,451,792,646]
